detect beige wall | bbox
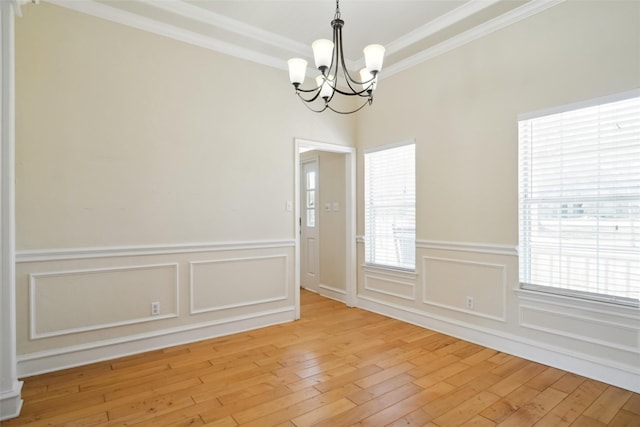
[318,151,346,294]
[12,0,640,391]
[355,0,640,392]
[14,2,354,370]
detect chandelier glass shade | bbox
[287,0,385,114]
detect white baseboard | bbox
[319,283,347,303]
[0,380,23,421]
[357,295,640,393]
[18,306,295,378]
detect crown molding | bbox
[384,0,566,78]
[384,0,502,56]
[44,0,565,78]
[139,0,309,58]
[46,0,288,71]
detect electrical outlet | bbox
[151,302,160,316]
[466,296,474,310]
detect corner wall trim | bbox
[356,294,640,393]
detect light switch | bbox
[332,202,339,211]
[324,203,331,212]
[285,201,293,212]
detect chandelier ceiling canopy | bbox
[287,0,385,114]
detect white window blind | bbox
[518,94,640,304]
[365,143,415,270]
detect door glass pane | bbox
[307,190,315,209]
[307,171,316,190]
[307,209,315,227]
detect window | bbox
[365,143,415,270]
[518,93,640,305]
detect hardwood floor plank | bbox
[432,390,501,426]
[583,386,634,424]
[496,386,567,426]
[238,384,361,427]
[4,290,638,427]
[358,381,456,426]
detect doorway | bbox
[294,139,356,320]
[300,157,319,293]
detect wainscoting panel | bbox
[190,255,289,314]
[16,240,295,376]
[363,268,416,301]
[422,256,506,321]
[30,263,178,339]
[518,295,640,353]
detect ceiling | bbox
[47,0,559,77]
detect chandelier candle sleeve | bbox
[363,44,385,74]
[288,58,307,86]
[286,0,385,114]
[312,39,334,72]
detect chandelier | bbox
[287,0,385,114]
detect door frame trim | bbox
[294,139,356,319]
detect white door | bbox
[300,159,319,292]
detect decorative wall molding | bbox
[422,256,507,322]
[384,0,566,78]
[318,284,347,304]
[416,239,518,256]
[363,272,415,301]
[519,304,639,353]
[356,294,640,393]
[29,263,179,339]
[1,1,23,420]
[16,239,295,262]
[45,0,565,79]
[384,0,501,57]
[516,289,640,319]
[17,306,295,377]
[189,254,289,315]
[47,0,286,70]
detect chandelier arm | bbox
[296,88,323,103]
[334,27,376,95]
[326,97,372,115]
[301,99,329,113]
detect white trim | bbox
[363,138,415,155]
[294,138,357,315]
[46,0,286,71]
[189,254,289,315]
[364,273,415,301]
[518,88,640,121]
[384,0,501,56]
[16,239,295,262]
[319,283,347,296]
[384,0,566,78]
[318,284,348,304]
[29,263,179,339]
[422,256,507,322]
[140,0,308,59]
[356,294,640,393]
[17,306,295,377]
[0,1,22,420]
[519,304,640,353]
[416,239,518,256]
[516,289,640,320]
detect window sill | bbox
[362,264,417,279]
[516,285,640,311]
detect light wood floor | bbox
[4,290,639,426]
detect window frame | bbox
[518,89,640,307]
[364,140,416,272]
